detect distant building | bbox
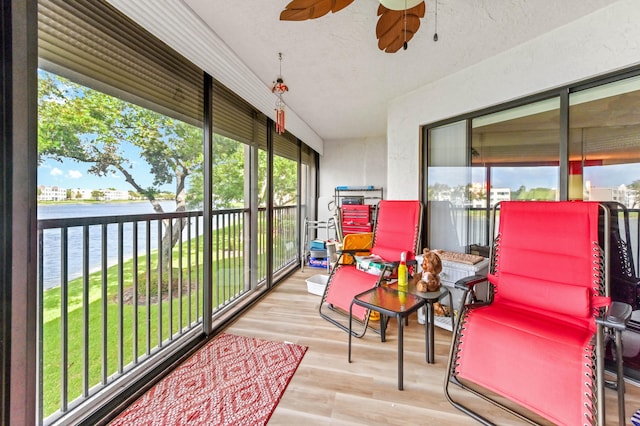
[37,185,67,201]
[38,186,133,202]
[102,189,131,201]
[69,188,93,200]
[585,181,629,206]
[470,186,511,207]
[490,188,511,206]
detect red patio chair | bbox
[319,200,422,337]
[444,201,631,426]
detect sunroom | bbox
[3,0,640,424]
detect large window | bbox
[424,70,640,381]
[424,75,640,256]
[569,75,640,208]
[36,1,317,424]
[426,97,561,251]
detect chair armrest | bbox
[454,274,488,291]
[338,248,370,254]
[596,301,632,331]
[336,248,371,265]
[455,275,491,308]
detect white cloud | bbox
[67,170,83,179]
[50,167,63,176]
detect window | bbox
[36,1,317,424]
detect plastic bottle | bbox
[398,251,408,293]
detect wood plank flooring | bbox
[225,268,640,425]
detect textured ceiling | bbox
[112,0,620,144]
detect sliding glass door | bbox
[569,75,640,380]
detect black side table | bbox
[387,281,454,363]
[349,286,425,390]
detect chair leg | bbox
[615,328,626,426]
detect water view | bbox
[38,201,193,289]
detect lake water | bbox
[38,201,196,290]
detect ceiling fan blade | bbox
[376,2,425,53]
[280,0,355,21]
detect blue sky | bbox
[429,163,638,190]
[38,146,175,192]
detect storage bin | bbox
[310,239,326,250]
[342,196,364,205]
[308,257,328,268]
[310,249,327,258]
[306,274,329,295]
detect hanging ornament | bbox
[271,53,288,135]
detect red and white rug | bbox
[110,333,307,425]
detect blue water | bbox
[37,201,177,220]
[38,201,197,290]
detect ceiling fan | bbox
[280,0,426,53]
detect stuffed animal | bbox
[412,248,443,292]
[410,248,450,317]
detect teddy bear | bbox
[410,248,450,319]
[411,248,443,292]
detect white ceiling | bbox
[112,0,620,145]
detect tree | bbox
[629,180,640,208]
[187,136,298,210]
[38,71,203,270]
[272,156,297,206]
[91,190,105,200]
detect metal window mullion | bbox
[132,221,138,364]
[117,222,124,374]
[278,209,281,270]
[232,212,237,296]
[224,213,229,299]
[187,217,192,326]
[38,229,45,423]
[202,72,213,335]
[168,218,173,340]
[101,224,108,385]
[145,220,151,355]
[157,219,163,348]
[559,89,569,200]
[195,216,200,321]
[237,212,242,290]
[82,225,90,397]
[178,217,183,333]
[215,214,220,310]
[60,227,69,412]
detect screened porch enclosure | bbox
[35,1,316,424]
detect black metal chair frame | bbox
[443,202,632,426]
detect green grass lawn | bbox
[42,238,240,416]
[40,222,298,418]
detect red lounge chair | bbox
[319,200,422,337]
[445,201,630,426]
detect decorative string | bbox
[433,0,439,41]
[403,0,408,50]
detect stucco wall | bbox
[386,0,640,199]
[319,136,387,198]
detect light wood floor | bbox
[225,268,640,425]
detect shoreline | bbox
[37,199,174,206]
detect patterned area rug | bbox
[110,333,307,425]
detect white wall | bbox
[386,0,640,199]
[319,136,387,198]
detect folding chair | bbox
[601,201,640,310]
[444,201,631,426]
[319,200,422,337]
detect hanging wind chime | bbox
[272,53,288,135]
